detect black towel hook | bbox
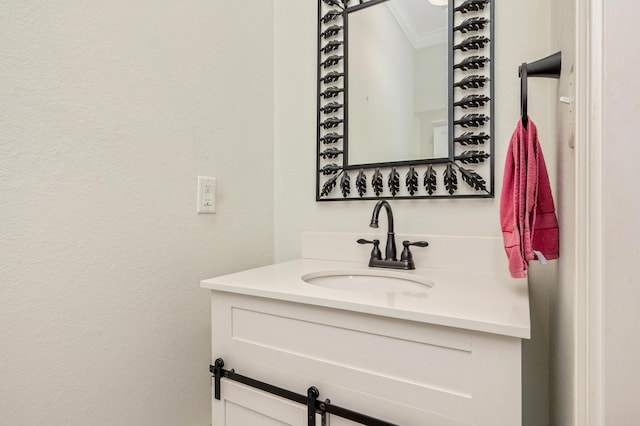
[519,51,562,128]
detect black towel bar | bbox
[519,51,562,128]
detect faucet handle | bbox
[400,240,429,263]
[357,238,382,260]
[402,240,429,248]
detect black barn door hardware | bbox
[210,358,399,426]
[519,51,562,128]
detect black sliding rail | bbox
[210,358,399,426]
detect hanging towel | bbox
[500,117,559,278]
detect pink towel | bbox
[500,117,559,278]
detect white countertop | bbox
[201,258,530,339]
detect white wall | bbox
[602,0,640,424]
[415,43,448,157]
[0,1,274,424]
[414,43,448,113]
[549,0,577,424]
[275,1,556,425]
[349,5,418,164]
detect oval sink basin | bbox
[301,270,434,293]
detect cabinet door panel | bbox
[213,380,322,426]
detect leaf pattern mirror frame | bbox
[316,0,495,200]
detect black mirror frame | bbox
[316,0,495,200]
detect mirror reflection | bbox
[348,0,448,165]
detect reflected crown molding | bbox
[386,0,448,49]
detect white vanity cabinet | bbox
[208,290,524,426]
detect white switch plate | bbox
[197,176,216,213]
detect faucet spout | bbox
[369,200,396,261]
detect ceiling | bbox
[385,0,448,48]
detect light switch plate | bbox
[197,176,216,213]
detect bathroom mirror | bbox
[317,0,495,200]
[348,0,448,165]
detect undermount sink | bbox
[301,270,434,293]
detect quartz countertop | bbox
[200,258,530,339]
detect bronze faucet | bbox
[357,201,428,270]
